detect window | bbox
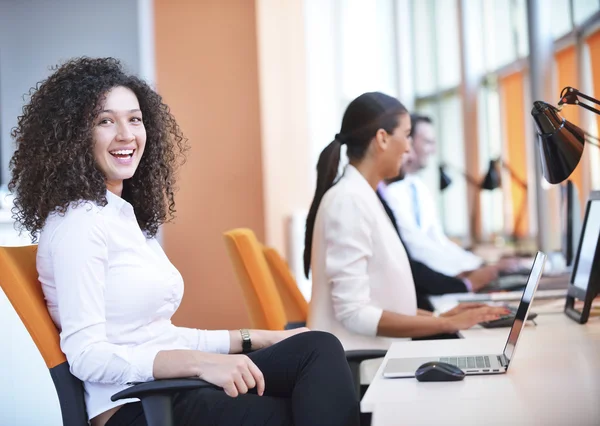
[413,0,436,96]
[585,29,600,189]
[574,0,600,25]
[551,0,574,40]
[438,94,468,237]
[514,0,530,58]
[306,0,600,246]
[483,0,518,71]
[478,83,505,238]
[435,0,461,90]
[340,0,397,101]
[412,0,468,238]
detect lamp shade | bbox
[531,101,585,184]
[439,165,452,191]
[481,159,501,190]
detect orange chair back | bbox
[0,245,88,425]
[223,229,288,330]
[262,246,308,323]
[0,245,65,368]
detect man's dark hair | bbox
[409,114,433,138]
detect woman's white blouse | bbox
[37,191,230,420]
[308,165,417,351]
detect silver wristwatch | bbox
[240,328,252,353]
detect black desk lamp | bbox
[531,86,600,184]
[532,87,600,325]
[481,158,529,239]
[438,164,480,191]
[439,165,452,191]
[440,161,527,192]
[481,158,528,191]
[441,160,529,242]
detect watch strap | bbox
[240,328,252,353]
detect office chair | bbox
[0,245,213,426]
[223,229,386,398]
[223,230,288,330]
[262,245,308,325]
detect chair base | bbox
[141,394,174,426]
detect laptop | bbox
[383,251,547,378]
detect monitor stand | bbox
[564,284,599,324]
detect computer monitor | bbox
[561,180,582,267]
[564,191,600,324]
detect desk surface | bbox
[361,314,600,426]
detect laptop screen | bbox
[572,200,600,290]
[502,252,546,364]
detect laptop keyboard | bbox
[439,356,491,369]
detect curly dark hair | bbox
[8,57,188,240]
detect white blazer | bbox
[384,174,483,276]
[308,165,417,351]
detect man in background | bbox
[384,114,516,295]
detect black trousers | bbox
[106,331,359,426]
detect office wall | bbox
[255,0,312,259]
[0,1,143,424]
[155,0,263,329]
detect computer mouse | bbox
[415,361,466,382]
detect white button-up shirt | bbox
[308,165,417,351]
[384,174,483,276]
[37,191,230,421]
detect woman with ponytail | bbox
[304,92,508,353]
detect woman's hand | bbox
[196,352,265,397]
[440,303,502,317]
[442,306,511,333]
[464,266,499,292]
[496,257,521,273]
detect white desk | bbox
[361,314,600,426]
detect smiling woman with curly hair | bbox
[9,57,187,238]
[8,57,359,426]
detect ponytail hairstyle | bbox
[303,92,408,277]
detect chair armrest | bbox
[284,321,307,330]
[111,378,216,402]
[344,350,388,399]
[344,349,387,364]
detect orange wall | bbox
[500,72,528,238]
[155,0,263,329]
[555,47,584,202]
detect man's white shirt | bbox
[385,174,483,277]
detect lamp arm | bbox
[558,86,600,116]
[443,163,480,187]
[584,132,600,149]
[502,163,528,189]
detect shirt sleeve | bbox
[323,194,383,337]
[172,326,230,354]
[51,212,159,385]
[462,278,473,292]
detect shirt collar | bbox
[344,164,373,189]
[345,164,387,195]
[376,181,388,201]
[105,189,135,216]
